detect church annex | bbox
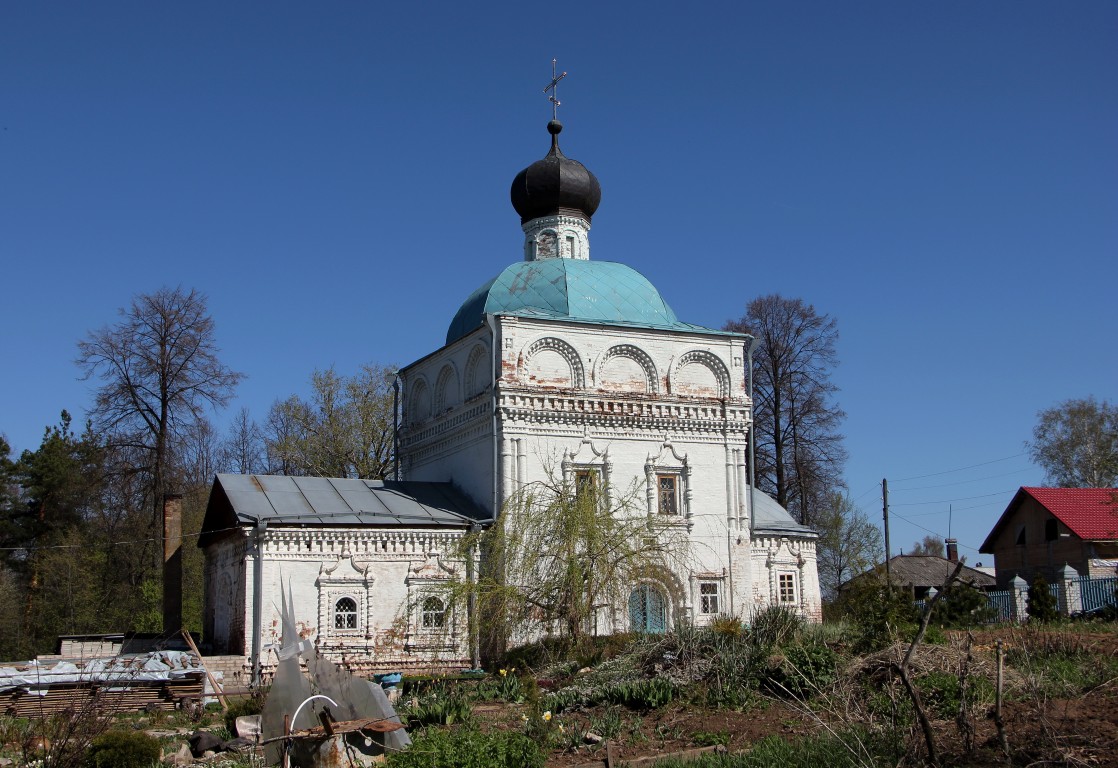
[200,114,821,676]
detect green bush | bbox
[692,730,731,747]
[649,730,891,767]
[386,726,542,768]
[935,582,997,628]
[83,730,161,768]
[836,578,920,652]
[915,670,994,720]
[749,606,803,649]
[1027,574,1060,623]
[763,641,838,697]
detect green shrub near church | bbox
[83,730,161,768]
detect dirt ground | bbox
[492,687,1118,768]
[470,628,1118,767]
[473,699,816,767]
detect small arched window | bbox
[334,597,358,630]
[421,596,446,629]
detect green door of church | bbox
[628,585,667,633]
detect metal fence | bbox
[1079,575,1118,613]
[985,589,1014,623]
[973,574,1118,621]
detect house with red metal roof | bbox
[979,487,1118,587]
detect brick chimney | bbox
[163,493,183,634]
[945,538,958,563]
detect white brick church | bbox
[200,117,821,676]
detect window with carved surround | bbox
[657,474,680,516]
[421,596,447,630]
[575,468,599,503]
[405,553,461,652]
[644,445,691,525]
[317,555,373,639]
[698,581,721,614]
[778,573,797,604]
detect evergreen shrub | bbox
[1027,574,1060,623]
[83,730,160,768]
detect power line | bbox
[901,499,1004,518]
[851,482,881,503]
[0,524,242,553]
[891,466,1035,492]
[894,453,1027,483]
[890,489,1018,507]
[889,511,986,555]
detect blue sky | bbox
[2,1,1115,562]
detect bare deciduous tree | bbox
[76,287,244,528]
[220,407,266,475]
[264,363,395,479]
[815,491,882,601]
[1028,396,1118,488]
[725,294,847,527]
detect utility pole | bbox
[882,478,891,583]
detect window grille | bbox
[334,597,358,630]
[778,573,797,604]
[657,475,679,515]
[422,596,446,629]
[699,581,720,614]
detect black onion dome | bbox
[510,120,602,224]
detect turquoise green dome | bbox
[447,259,698,344]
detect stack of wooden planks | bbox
[2,671,205,718]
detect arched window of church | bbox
[628,584,667,633]
[334,597,358,630]
[422,596,446,629]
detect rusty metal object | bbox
[281,719,404,768]
[289,717,406,738]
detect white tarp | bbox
[0,651,205,694]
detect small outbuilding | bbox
[841,550,996,601]
[199,474,488,677]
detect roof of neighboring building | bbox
[199,474,490,548]
[844,555,997,591]
[979,486,1118,552]
[446,259,727,344]
[749,487,817,538]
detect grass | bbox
[647,730,891,768]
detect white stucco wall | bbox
[400,314,821,629]
[203,526,472,675]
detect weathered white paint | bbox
[400,313,823,629]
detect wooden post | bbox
[180,629,228,710]
[283,714,291,768]
[994,640,1009,757]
